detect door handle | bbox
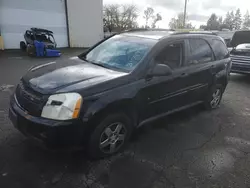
[178,72,188,78]
[210,65,216,74]
[145,75,153,81]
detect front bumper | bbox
[9,95,87,149]
[231,63,250,74]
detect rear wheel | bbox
[204,84,224,110]
[87,113,133,159]
[20,41,27,51]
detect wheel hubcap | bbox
[99,122,127,154]
[210,89,221,108]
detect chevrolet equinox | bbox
[9,29,232,158]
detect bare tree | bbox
[103,4,119,32]
[120,4,138,30]
[169,13,194,29]
[144,7,154,28]
[103,4,138,32]
[151,13,162,28]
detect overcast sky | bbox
[103,0,250,28]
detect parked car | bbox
[230,30,250,74]
[217,31,235,49]
[9,29,231,158]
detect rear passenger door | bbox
[210,39,231,81]
[184,38,215,103]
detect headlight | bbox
[41,93,82,120]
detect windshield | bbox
[217,31,235,39]
[85,35,156,72]
[35,33,55,43]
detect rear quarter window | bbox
[210,39,229,60]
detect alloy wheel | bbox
[210,88,221,108]
[99,122,127,154]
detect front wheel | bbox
[204,84,224,110]
[87,113,133,159]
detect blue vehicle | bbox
[20,28,61,57]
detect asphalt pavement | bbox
[1,50,250,188]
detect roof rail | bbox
[172,31,218,35]
[31,27,53,34]
[123,28,175,33]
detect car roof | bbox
[121,29,219,40]
[30,28,53,34]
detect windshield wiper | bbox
[81,58,128,72]
[81,58,106,68]
[90,62,111,69]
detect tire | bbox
[204,84,224,110]
[27,45,35,56]
[43,47,47,57]
[20,41,27,51]
[87,113,133,159]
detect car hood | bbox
[22,57,127,94]
[231,30,250,47]
[235,43,250,50]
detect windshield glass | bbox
[85,35,156,72]
[35,33,54,43]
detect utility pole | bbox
[183,0,188,28]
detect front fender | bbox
[81,82,140,122]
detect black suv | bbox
[9,30,231,158]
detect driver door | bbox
[138,40,191,121]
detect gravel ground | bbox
[1,51,250,188]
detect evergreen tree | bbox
[207,14,220,30]
[218,16,223,25]
[230,11,235,30]
[234,9,242,30]
[243,10,250,29]
[223,11,233,30]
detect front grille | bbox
[231,54,250,64]
[15,81,47,116]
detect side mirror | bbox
[150,64,172,77]
[224,38,232,47]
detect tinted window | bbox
[211,39,229,60]
[188,39,213,64]
[155,43,183,69]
